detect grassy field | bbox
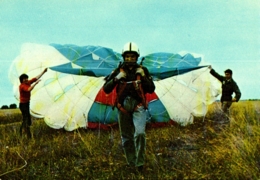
[0,101,260,179]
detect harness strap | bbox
[112,67,128,110]
[116,103,129,114]
[116,102,143,114]
[134,74,148,109]
[112,81,127,110]
[113,68,147,113]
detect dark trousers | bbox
[19,102,32,138]
[118,96,147,167]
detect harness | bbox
[114,68,147,114]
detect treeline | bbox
[1,99,259,109]
[247,99,260,101]
[1,104,17,109]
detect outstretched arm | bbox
[27,79,41,92]
[35,68,48,80]
[27,68,48,91]
[209,66,224,82]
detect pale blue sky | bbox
[0,0,259,106]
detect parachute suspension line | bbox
[76,128,93,156]
[0,151,27,177]
[169,68,193,113]
[98,122,101,139]
[191,67,209,83]
[215,101,230,119]
[146,108,152,122]
[104,106,112,122]
[97,95,103,139]
[72,130,78,145]
[172,68,195,114]
[98,88,111,139]
[83,113,87,122]
[109,125,114,147]
[202,113,206,123]
[159,67,180,100]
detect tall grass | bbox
[0,101,260,179]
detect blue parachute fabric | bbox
[148,66,207,80]
[51,44,121,61]
[87,98,170,124]
[50,65,114,76]
[49,44,205,80]
[88,102,119,124]
[146,100,170,123]
[50,43,121,66]
[141,52,201,67]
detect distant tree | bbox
[1,105,9,109]
[9,104,17,109]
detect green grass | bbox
[0,101,260,179]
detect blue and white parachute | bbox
[9,43,220,131]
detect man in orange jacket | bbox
[19,68,47,138]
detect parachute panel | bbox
[8,43,220,130]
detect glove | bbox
[115,71,126,80]
[136,68,145,77]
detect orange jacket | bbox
[19,78,37,103]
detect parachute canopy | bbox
[9,43,220,131]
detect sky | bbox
[0,0,259,106]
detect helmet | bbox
[122,42,140,57]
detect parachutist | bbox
[103,42,155,169]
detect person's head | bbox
[122,42,139,66]
[224,69,232,80]
[19,74,28,83]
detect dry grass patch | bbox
[0,101,260,179]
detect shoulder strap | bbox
[134,74,147,109]
[113,79,127,110]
